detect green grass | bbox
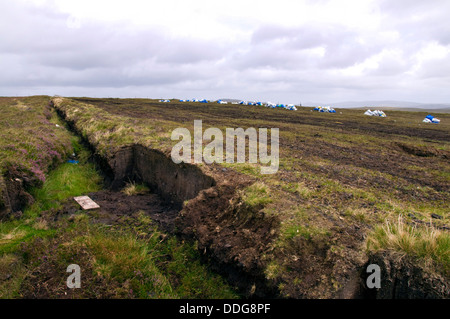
[24,137,102,218]
[80,227,177,298]
[150,234,239,298]
[282,223,331,241]
[277,206,330,242]
[366,216,450,276]
[27,164,101,215]
[0,108,95,297]
[0,254,26,298]
[222,163,262,177]
[0,136,100,254]
[241,182,273,208]
[0,222,56,255]
[86,212,239,298]
[1,114,238,298]
[8,210,240,299]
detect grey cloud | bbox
[0,1,225,90]
[378,0,449,16]
[378,1,450,46]
[155,38,225,64]
[231,46,312,70]
[1,1,449,104]
[251,25,299,44]
[417,58,450,79]
[320,43,376,69]
[0,3,79,54]
[0,60,211,88]
[241,24,381,70]
[252,24,330,50]
[369,60,409,77]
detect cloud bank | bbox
[1,0,449,104]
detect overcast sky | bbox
[1,0,450,105]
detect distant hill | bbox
[304,100,450,113]
[220,98,242,103]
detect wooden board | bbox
[74,196,100,210]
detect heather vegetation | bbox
[0,97,73,212]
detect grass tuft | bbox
[241,182,273,208]
[366,216,450,276]
[121,182,150,196]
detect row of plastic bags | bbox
[313,106,336,113]
[423,114,441,124]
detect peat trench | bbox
[1,101,447,299]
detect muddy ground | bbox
[61,190,179,233]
